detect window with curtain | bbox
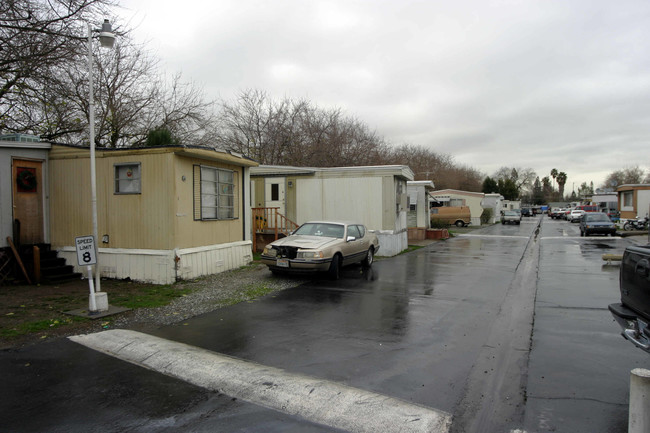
[195,165,237,220]
[114,163,141,194]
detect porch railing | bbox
[252,207,299,252]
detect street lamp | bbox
[87,19,115,312]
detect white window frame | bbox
[114,163,141,194]
[622,191,634,211]
[195,165,237,220]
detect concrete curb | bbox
[70,329,452,433]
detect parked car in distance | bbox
[579,212,616,236]
[430,206,471,227]
[521,207,532,217]
[549,207,561,218]
[260,221,379,279]
[576,204,599,213]
[609,245,650,354]
[569,209,585,222]
[501,210,521,225]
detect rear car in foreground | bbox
[261,221,379,279]
[609,245,650,353]
[579,212,616,237]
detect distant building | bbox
[617,184,650,221]
[431,189,485,226]
[0,133,41,143]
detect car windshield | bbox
[504,211,518,216]
[586,214,611,222]
[294,223,345,238]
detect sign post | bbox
[75,235,99,313]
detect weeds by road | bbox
[0,262,302,350]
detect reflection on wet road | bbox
[4,215,648,433]
[156,218,541,432]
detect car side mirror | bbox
[347,236,356,242]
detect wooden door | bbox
[12,159,44,244]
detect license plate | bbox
[277,258,289,268]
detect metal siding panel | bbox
[321,177,382,229]
[296,178,323,223]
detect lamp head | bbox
[98,19,116,48]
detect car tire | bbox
[580,230,584,237]
[455,220,465,228]
[501,221,505,225]
[362,248,374,268]
[328,254,341,280]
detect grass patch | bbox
[0,315,85,338]
[244,283,275,298]
[219,283,275,306]
[109,286,193,309]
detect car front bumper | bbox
[260,256,333,273]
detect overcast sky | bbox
[117,0,650,192]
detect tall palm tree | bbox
[556,171,567,199]
[550,168,558,192]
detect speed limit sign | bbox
[75,235,97,266]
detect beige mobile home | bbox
[49,144,258,284]
[617,184,650,221]
[431,189,486,226]
[251,165,414,256]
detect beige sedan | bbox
[261,221,380,279]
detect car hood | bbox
[269,235,338,249]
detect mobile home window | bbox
[623,191,633,208]
[195,166,237,220]
[450,198,464,207]
[114,163,141,194]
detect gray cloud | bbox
[120,0,650,188]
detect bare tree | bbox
[0,0,116,133]
[601,166,647,189]
[493,166,537,195]
[215,89,391,166]
[141,73,217,147]
[384,143,483,191]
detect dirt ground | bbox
[0,277,182,349]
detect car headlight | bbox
[297,251,324,259]
[263,247,277,257]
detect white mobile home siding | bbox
[296,177,383,228]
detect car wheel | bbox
[516,221,521,225]
[455,220,464,228]
[362,248,374,268]
[580,230,584,237]
[328,254,341,280]
[501,221,505,225]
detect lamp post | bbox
[87,20,115,311]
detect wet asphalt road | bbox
[1,216,649,432]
